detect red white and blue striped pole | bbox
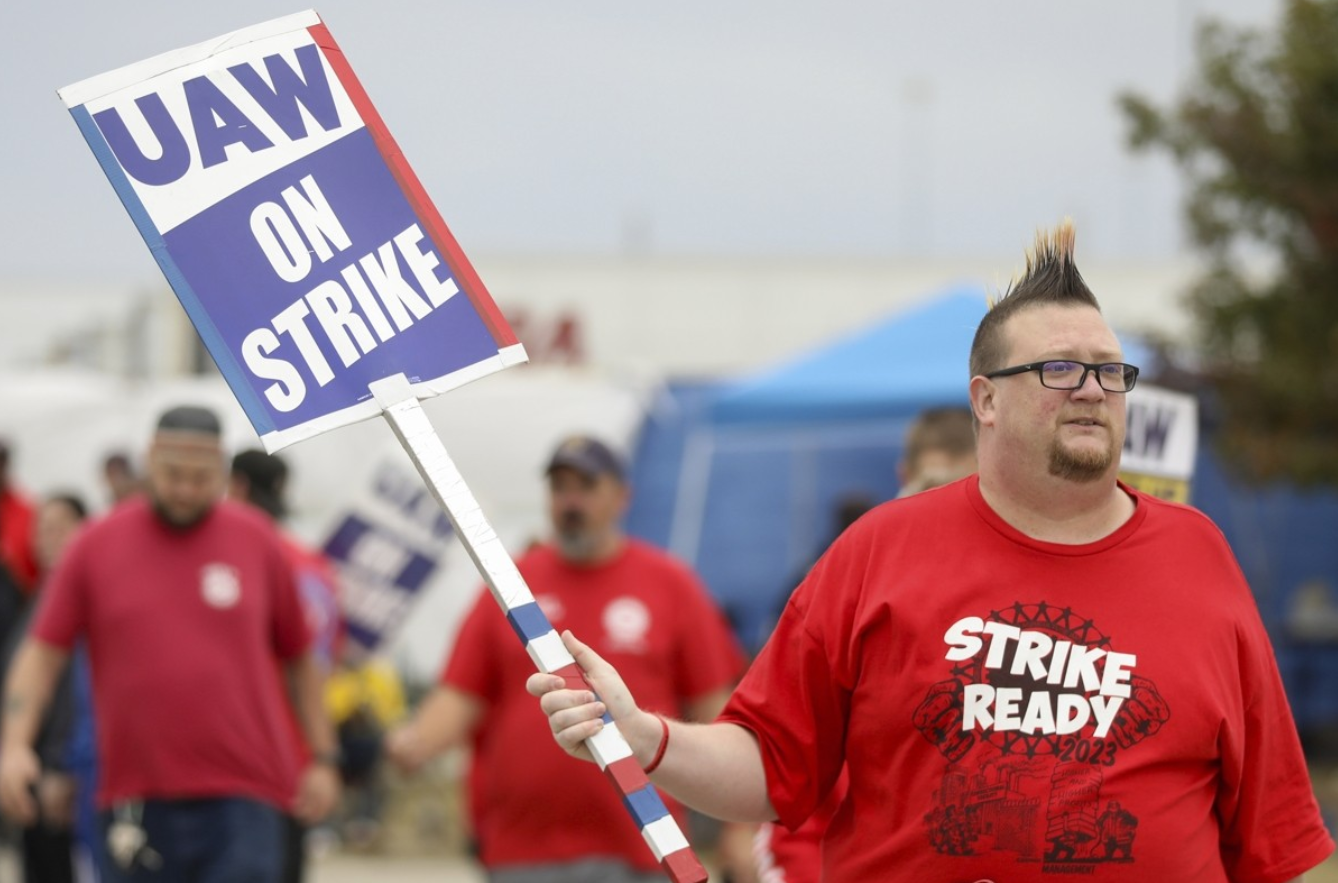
[371,374,708,883]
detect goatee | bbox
[1048,442,1114,483]
[555,530,599,562]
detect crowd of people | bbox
[0,221,1332,882]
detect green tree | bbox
[1119,0,1338,485]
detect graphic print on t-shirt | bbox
[912,602,1169,873]
[602,596,651,653]
[200,562,242,609]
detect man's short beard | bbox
[151,498,212,530]
[554,530,600,562]
[1048,440,1115,483]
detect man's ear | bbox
[969,376,997,428]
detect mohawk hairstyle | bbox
[969,219,1102,379]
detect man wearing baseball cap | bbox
[388,434,744,883]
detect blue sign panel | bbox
[59,11,525,450]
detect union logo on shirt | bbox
[602,596,651,653]
[535,593,566,624]
[200,562,242,609]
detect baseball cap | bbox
[545,435,626,482]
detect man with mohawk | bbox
[529,222,1334,881]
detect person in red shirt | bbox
[0,406,341,883]
[386,435,745,883]
[0,440,40,594]
[529,222,1335,882]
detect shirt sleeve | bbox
[717,537,860,830]
[1216,585,1336,880]
[441,587,503,703]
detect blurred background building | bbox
[0,254,1207,380]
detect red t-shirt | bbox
[0,486,38,592]
[443,539,745,871]
[32,497,311,810]
[720,475,1335,882]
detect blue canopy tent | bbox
[629,285,987,651]
[709,286,986,426]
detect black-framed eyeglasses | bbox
[983,360,1140,393]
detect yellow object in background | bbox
[326,657,407,728]
[1119,472,1190,504]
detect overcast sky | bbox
[1,0,1284,285]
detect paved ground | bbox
[311,853,484,883]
